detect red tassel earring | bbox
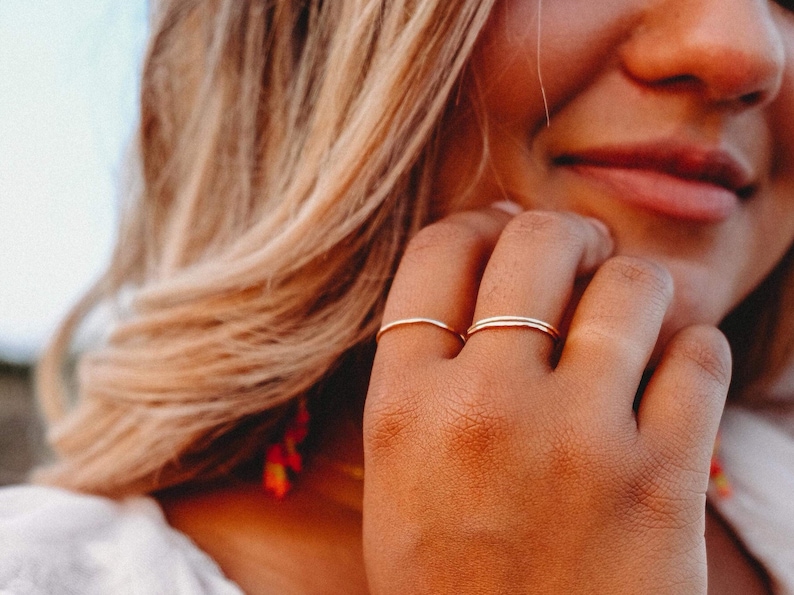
[263,397,310,499]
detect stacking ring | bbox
[466,316,562,344]
[376,318,466,345]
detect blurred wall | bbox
[0,1,148,364]
[0,2,148,484]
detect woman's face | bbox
[437,0,794,346]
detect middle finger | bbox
[465,211,613,374]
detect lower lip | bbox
[567,165,739,223]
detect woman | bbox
[3,0,794,592]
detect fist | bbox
[363,209,730,594]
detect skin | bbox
[162,0,794,593]
[436,0,794,350]
[367,0,794,591]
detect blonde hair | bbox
[35,0,794,497]
[35,0,497,496]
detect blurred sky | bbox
[0,1,148,363]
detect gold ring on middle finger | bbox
[466,316,562,345]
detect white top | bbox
[0,406,791,594]
[0,485,243,595]
[708,406,794,595]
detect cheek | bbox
[770,21,794,172]
[473,0,636,127]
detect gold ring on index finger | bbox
[377,317,467,345]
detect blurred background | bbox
[0,1,148,484]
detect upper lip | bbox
[555,142,756,197]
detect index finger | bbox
[376,207,513,363]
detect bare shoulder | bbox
[706,506,772,595]
[158,481,368,595]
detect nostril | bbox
[653,74,701,92]
[739,90,765,108]
[653,76,768,108]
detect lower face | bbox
[434,0,794,350]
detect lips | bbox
[555,143,756,222]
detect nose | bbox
[620,0,786,108]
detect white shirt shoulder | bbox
[0,485,243,595]
[710,406,794,595]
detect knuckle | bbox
[626,484,697,532]
[503,210,585,251]
[575,323,636,352]
[364,396,421,459]
[643,447,709,491]
[623,458,706,531]
[437,376,513,465]
[545,423,592,482]
[441,404,510,465]
[542,416,619,484]
[601,256,674,303]
[404,219,485,263]
[669,328,732,388]
[364,366,425,458]
[570,320,651,367]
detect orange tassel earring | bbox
[263,397,310,499]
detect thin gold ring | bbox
[466,316,562,344]
[376,318,466,345]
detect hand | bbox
[362,209,730,594]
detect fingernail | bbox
[490,200,523,216]
[585,216,611,238]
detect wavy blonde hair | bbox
[35,0,496,496]
[35,0,794,497]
